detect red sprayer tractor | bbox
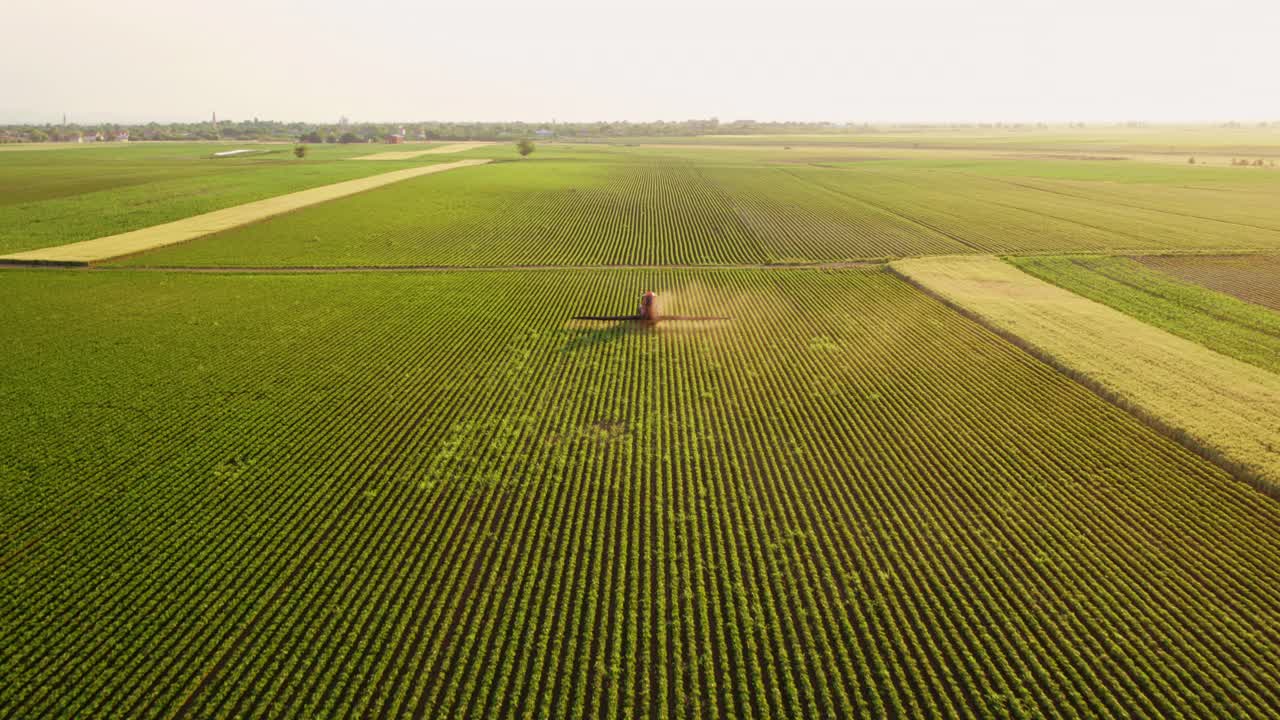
[573,291,729,326]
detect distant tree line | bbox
[2,118,1278,144]
[2,118,833,143]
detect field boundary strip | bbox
[890,254,1280,496]
[0,159,492,266]
[1,261,888,273]
[349,142,495,160]
[1010,255,1280,374]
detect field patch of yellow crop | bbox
[892,254,1280,492]
[0,159,490,265]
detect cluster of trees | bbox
[0,119,303,143]
[297,130,368,144]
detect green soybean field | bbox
[3,268,1278,719]
[115,148,1280,269]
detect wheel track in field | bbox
[4,253,1277,275]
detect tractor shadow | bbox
[559,322,646,353]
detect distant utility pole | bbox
[62,113,67,126]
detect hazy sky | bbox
[3,0,1277,124]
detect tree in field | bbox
[1187,156,1195,164]
[294,145,308,159]
[517,138,535,158]
[339,132,360,144]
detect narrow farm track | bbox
[2,269,1279,718]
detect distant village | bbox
[1,117,970,144]
[62,129,132,143]
[4,117,1273,145]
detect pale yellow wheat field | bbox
[892,254,1280,491]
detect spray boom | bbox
[572,291,730,325]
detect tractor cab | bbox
[638,291,658,323]
[572,291,726,326]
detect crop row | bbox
[425,162,969,265]
[115,155,1280,269]
[2,268,1279,718]
[787,166,1280,255]
[116,159,974,267]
